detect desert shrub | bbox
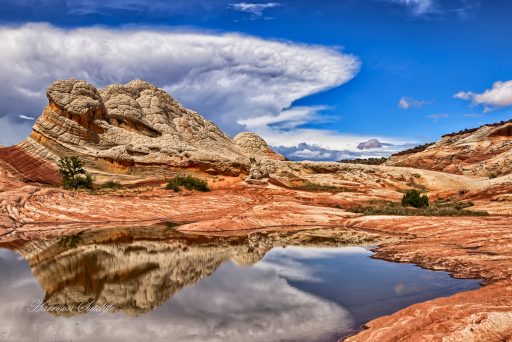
[292,183,357,193]
[166,181,181,192]
[488,173,497,179]
[100,180,122,189]
[351,200,488,217]
[58,156,94,190]
[338,157,387,165]
[391,142,435,157]
[166,174,210,192]
[401,189,429,208]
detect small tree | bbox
[401,189,429,208]
[58,156,94,190]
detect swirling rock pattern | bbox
[18,79,283,178]
[386,121,512,176]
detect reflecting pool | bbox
[0,227,480,341]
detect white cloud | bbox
[237,105,328,130]
[273,141,417,161]
[426,113,448,122]
[0,23,360,146]
[382,0,436,16]
[379,0,481,18]
[238,102,414,157]
[229,2,280,17]
[398,96,430,109]
[259,125,414,154]
[18,115,35,121]
[454,80,512,110]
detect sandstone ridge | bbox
[16,79,282,179]
[386,120,512,176]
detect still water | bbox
[0,227,480,342]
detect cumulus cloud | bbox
[273,141,417,161]
[229,2,280,18]
[238,106,328,130]
[454,80,512,111]
[239,106,414,156]
[357,138,392,150]
[0,23,361,146]
[398,96,430,109]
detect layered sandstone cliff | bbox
[15,79,282,179]
[386,120,512,176]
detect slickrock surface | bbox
[18,79,282,177]
[346,280,512,342]
[0,146,60,184]
[386,120,512,176]
[345,215,512,341]
[2,159,505,233]
[0,160,511,340]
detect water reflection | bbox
[0,226,480,342]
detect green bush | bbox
[100,180,122,190]
[401,189,429,208]
[58,156,94,190]
[166,174,210,192]
[488,173,497,179]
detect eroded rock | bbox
[20,79,284,177]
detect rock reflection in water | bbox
[0,226,479,342]
[9,225,383,318]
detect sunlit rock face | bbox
[12,226,385,317]
[233,132,285,161]
[386,121,512,176]
[18,79,282,177]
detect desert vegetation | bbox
[351,200,489,216]
[292,182,357,193]
[391,142,435,157]
[166,174,211,192]
[442,119,512,138]
[401,189,429,208]
[58,156,94,190]
[338,157,387,165]
[351,191,488,216]
[100,180,123,190]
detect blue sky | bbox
[0,0,511,160]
